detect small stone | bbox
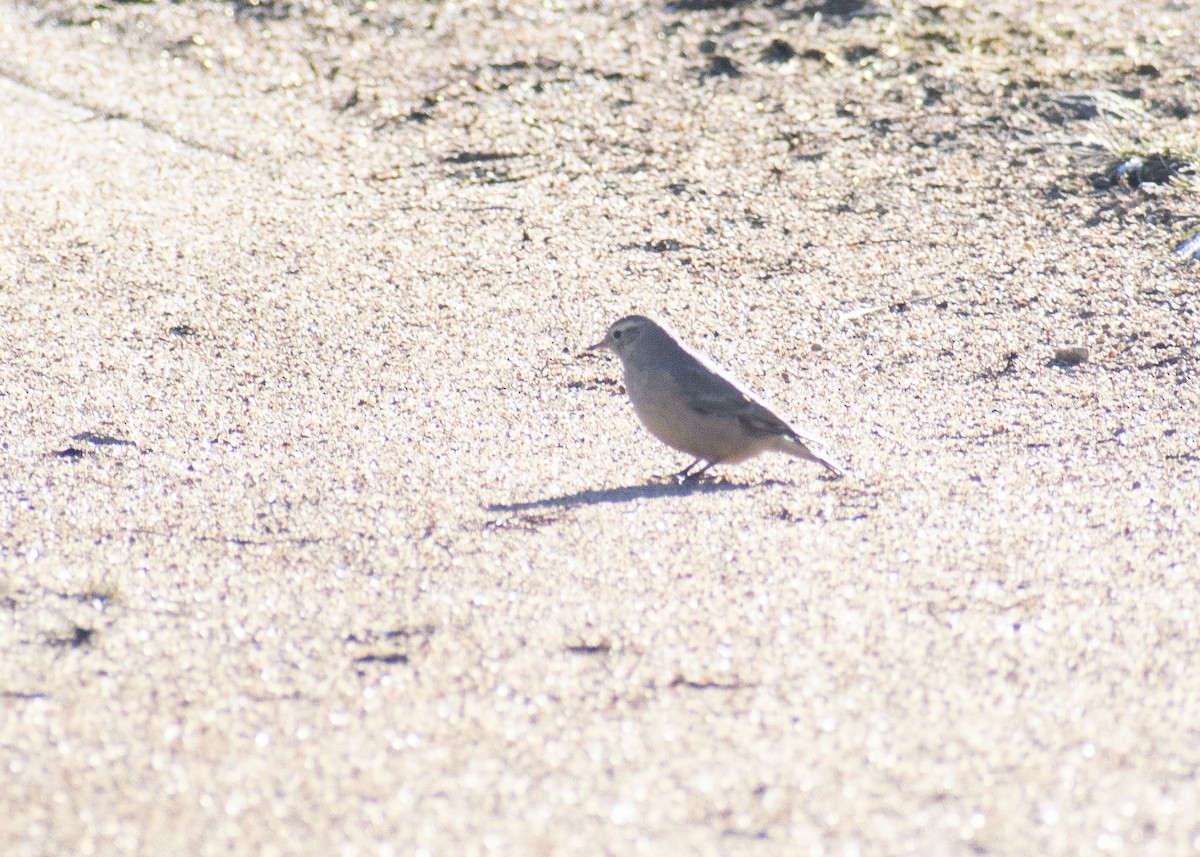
[705,56,741,78]
[1053,345,1089,366]
[760,40,796,65]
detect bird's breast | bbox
[621,359,734,460]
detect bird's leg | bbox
[672,459,703,482]
[686,460,720,481]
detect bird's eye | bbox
[613,330,622,340]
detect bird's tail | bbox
[778,434,849,478]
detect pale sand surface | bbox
[2,0,1199,854]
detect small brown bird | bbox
[589,315,845,480]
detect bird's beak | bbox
[587,338,609,352]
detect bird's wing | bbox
[672,349,829,446]
[735,400,799,439]
[671,353,755,412]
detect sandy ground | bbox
[2,0,1200,854]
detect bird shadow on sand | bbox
[486,477,791,514]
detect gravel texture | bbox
[2,0,1199,854]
